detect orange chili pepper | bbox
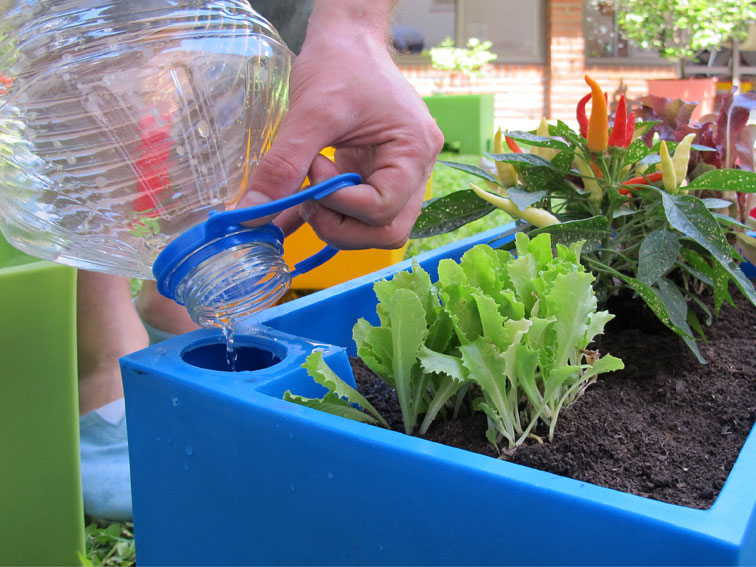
[505,135,524,153]
[589,160,603,179]
[584,75,608,153]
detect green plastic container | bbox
[423,93,494,154]
[0,234,85,566]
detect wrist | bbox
[309,0,397,45]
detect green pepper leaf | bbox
[411,190,495,239]
[637,226,680,286]
[438,160,499,184]
[685,168,756,192]
[527,216,610,252]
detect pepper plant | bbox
[412,75,756,363]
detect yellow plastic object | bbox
[283,148,432,289]
[0,234,85,566]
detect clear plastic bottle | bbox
[0,0,326,327]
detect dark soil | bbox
[352,292,756,510]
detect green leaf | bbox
[388,288,431,433]
[685,168,756,192]
[487,152,556,169]
[660,192,734,266]
[411,190,495,239]
[528,216,610,252]
[589,259,696,343]
[502,130,572,151]
[700,198,735,209]
[507,187,546,210]
[303,351,389,427]
[637,226,680,285]
[353,319,392,384]
[438,160,499,184]
[284,390,385,426]
[655,279,705,363]
[460,338,518,446]
[439,283,483,344]
[542,270,597,367]
[622,137,651,165]
[660,191,756,307]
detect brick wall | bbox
[398,0,677,132]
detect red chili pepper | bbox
[618,171,663,196]
[608,95,627,148]
[625,112,636,147]
[576,92,591,139]
[505,135,524,153]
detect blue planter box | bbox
[122,224,756,566]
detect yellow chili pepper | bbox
[672,133,696,184]
[532,117,557,161]
[574,155,602,203]
[584,75,608,153]
[470,183,559,228]
[493,129,518,187]
[659,141,677,193]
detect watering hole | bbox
[181,341,281,372]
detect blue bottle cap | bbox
[153,173,361,302]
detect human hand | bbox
[241,1,443,250]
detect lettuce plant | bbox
[287,232,623,452]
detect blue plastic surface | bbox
[742,230,756,279]
[122,224,756,566]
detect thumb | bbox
[239,114,326,209]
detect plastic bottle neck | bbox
[173,239,291,329]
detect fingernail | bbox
[300,200,315,221]
[238,191,272,209]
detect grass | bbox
[405,152,513,257]
[81,520,136,566]
[90,152,505,564]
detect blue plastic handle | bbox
[205,173,361,234]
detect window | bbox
[393,0,546,63]
[583,0,663,62]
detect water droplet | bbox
[66,153,77,165]
[327,472,334,480]
[53,140,62,149]
[290,484,296,492]
[378,545,385,552]
[185,445,194,456]
[95,176,107,188]
[196,119,210,138]
[172,397,179,407]
[176,145,186,156]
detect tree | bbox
[616,0,756,61]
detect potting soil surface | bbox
[352,292,756,510]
